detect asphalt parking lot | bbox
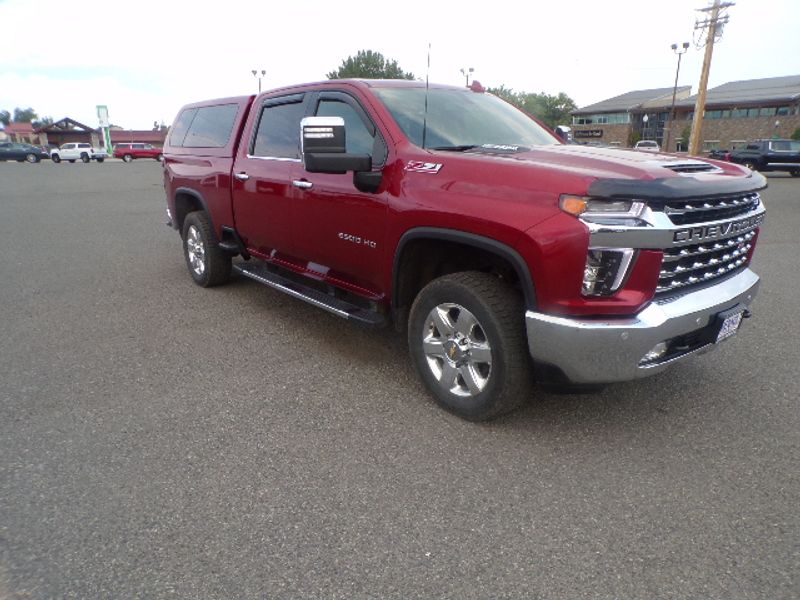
[1,160,798,599]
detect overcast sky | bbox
[1,0,798,130]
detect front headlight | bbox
[560,195,647,226]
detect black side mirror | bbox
[301,116,371,174]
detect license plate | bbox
[716,311,743,343]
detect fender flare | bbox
[173,187,213,232]
[392,227,537,311]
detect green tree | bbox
[327,50,415,80]
[0,110,10,126]
[33,116,54,129]
[792,127,800,141]
[487,87,577,129]
[13,107,38,123]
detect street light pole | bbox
[460,67,474,86]
[664,42,690,153]
[251,69,266,93]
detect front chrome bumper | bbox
[525,269,760,384]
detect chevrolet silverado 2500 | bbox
[162,80,766,421]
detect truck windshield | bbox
[372,87,558,150]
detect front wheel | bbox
[26,153,40,163]
[408,271,531,421]
[123,154,133,163]
[743,161,758,171]
[80,153,90,163]
[790,169,800,178]
[181,211,231,287]
[96,157,104,163]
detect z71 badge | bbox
[405,161,442,174]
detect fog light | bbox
[641,342,668,364]
[582,248,635,296]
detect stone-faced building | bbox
[570,86,691,147]
[666,75,800,152]
[571,74,800,153]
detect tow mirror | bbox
[301,116,371,174]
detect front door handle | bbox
[292,179,313,190]
[234,172,250,181]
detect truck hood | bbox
[443,144,767,199]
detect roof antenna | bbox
[422,43,431,149]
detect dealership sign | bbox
[575,129,603,139]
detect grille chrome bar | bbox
[664,192,760,225]
[657,230,756,293]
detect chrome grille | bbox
[657,231,755,294]
[664,192,761,225]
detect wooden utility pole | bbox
[688,0,734,156]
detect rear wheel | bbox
[156,154,163,161]
[408,271,531,421]
[25,153,39,163]
[68,159,76,163]
[181,211,231,287]
[52,154,61,163]
[96,157,104,163]
[790,169,799,178]
[123,154,133,163]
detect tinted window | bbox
[169,108,196,146]
[316,99,373,156]
[252,101,306,158]
[183,104,239,148]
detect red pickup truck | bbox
[163,79,766,420]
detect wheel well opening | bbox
[173,192,203,233]
[394,238,527,328]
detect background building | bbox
[572,74,800,153]
[571,86,691,147]
[666,75,800,153]
[34,118,167,150]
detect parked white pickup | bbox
[50,142,108,163]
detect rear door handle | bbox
[234,172,250,181]
[292,179,313,190]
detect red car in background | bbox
[113,143,163,162]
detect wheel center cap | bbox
[445,340,466,362]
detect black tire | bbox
[68,159,75,163]
[408,271,531,421]
[96,157,104,163]
[181,211,231,287]
[743,161,758,171]
[80,153,90,163]
[790,169,800,178]
[25,153,40,163]
[51,154,61,163]
[123,154,133,163]
[156,154,163,161]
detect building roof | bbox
[109,130,167,144]
[675,75,800,107]
[35,117,96,133]
[3,122,35,134]
[573,86,690,114]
